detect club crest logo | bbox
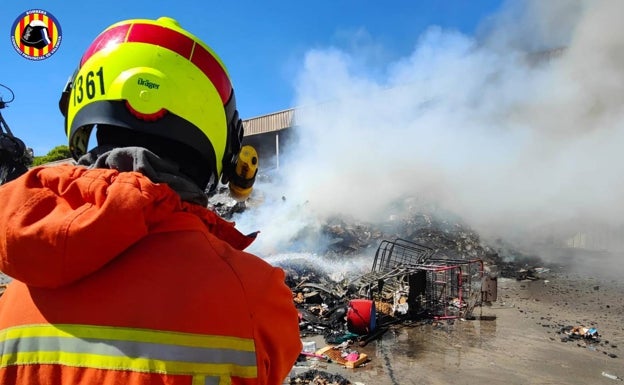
[10,9,62,60]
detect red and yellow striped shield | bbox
[10,9,62,60]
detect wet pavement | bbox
[290,277,623,385]
[292,312,504,384]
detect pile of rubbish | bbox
[282,233,501,383]
[516,266,551,281]
[212,189,551,280]
[288,237,493,334]
[213,190,562,381]
[287,369,353,385]
[560,325,600,341]
[558,325,618,359]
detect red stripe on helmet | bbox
[127,23,194,60]
[79,22,232,105]
[191,44,232,104]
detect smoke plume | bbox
[239,0,624,273]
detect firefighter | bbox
[0,17,301,385]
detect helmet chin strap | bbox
[220,90,244,185]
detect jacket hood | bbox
[0,165,256,289]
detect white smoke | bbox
[239,0,624,272]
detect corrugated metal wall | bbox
[242,109,296,136]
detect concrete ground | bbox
[290,272,624,385]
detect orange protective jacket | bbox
[0,165,302,385]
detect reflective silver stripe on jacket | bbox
[0,323,258,379]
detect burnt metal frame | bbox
[358,238,485,319]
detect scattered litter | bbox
[287,368,354,384]
[299,351,331,363]
[560,325,600,341]
[602,371,623,381]
[302,340,317,353]
[316,345,369,368]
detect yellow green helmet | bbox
[58,16,243,191]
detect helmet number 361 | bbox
[73,67,105,106]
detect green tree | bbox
[32,145,72,166]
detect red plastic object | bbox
[347,299,377,335]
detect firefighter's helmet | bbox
[58,16,243,192]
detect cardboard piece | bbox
[316,346,368,368]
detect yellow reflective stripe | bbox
[0,324,257,379]
[2,324,254,351]
[3,352,257,377]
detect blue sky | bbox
[1,0,504,156]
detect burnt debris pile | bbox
[209,189,552,280]
[210,191,556,346]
